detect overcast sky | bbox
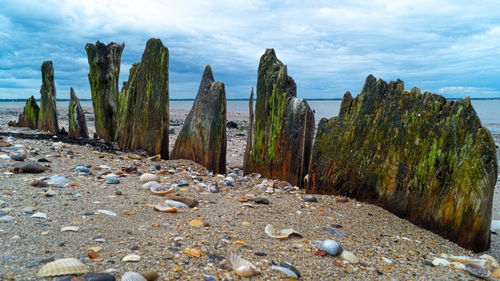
[0,0,499,99]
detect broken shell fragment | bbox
[465,263,491,279]
[153,203,177,213]
[122,254,141,262]
[37,258,88,277]
[230,253,260,277]
[150,183,173,195]
[264,224,302,239]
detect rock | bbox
[254,197,269,205]
[171,65,226,173]
[11,162,47,173]
[303,195,317,202]
[115,38,169,159]
[85,41,125,142]
[307,75,498,252]
[11,96,39,129]
[317,240,343,256]
[10,154,25,161]
[68,88,89,138]
[165,194,198,208]
[38,61,59,134]
[244,49,315,187]
[226,121,238,129]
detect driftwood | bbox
[0,131,115,152]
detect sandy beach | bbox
[0,106,499,280]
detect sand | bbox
[0,106,499,280]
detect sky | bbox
[0,0,499,100]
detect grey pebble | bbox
[303,195,318,202]
[254,198,269,205]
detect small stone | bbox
[254,198,269,205]
[303,195,318,202]
[38,158,50,162]
[317,240,343,256]
[105,177,120,184]
[421,260,435,267]
[178,180,188,186]
[10,154,25,161]
[225,180,235,187]
[208,184,219,193]
[226,121,238,129]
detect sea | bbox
[0,99,499,133]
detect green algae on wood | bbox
[244,49,315,187]
[85,41,125,142]
[38,61,59,134]
[243,87,254,174]
[307,75,498,252]
[68,88,89,138]
[171,65,226,174]
[115,38,169,159]
[12,96,39,129]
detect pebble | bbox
[10,154,25,161]
[140,173,159,183]
[303,195,318,202]
[178,180,189,186]
[37,158,50,162]
[225,180,235,187]
[74,165,90,174]
[105,177,120,184]
[317,240,343,256]
[208,184,220,193]
[254,197,269,205]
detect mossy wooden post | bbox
[115,38,169,159]
[68,88,89,138]
[85,41,124,142]
[243,87,254,174]
[244,49,314,187]
[307,75,498,252]
[13,96,39,129]
[171,65,226,173]
[38,61,59,134]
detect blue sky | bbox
[0,0,499,99]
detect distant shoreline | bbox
[0,97,499,102]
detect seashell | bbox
[480,254,499,268]
[61,226,80,232]
[317,240,343,256]
[97,209,117,216]
[139,271,159,281]
[142,181,159,190]
[431,258,451,267]
[265,224,302,239]
[451,262,466,270]
[150,183,173,195]
[122,254,141,262]
[140,173,159,183]
[449,255,486,266]
[340,250,359,263]
[153,203,177,213]
[121,271,147,281]
[37,258,88,277]
[271,266,298,278]
[164,200,189,209]
[465,263,491,279]
[31,212,48,219]
[147,155,161,161]
[230,253,260,277]
[208,183,219,193]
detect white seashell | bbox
[164,200,189,209]
[31,212,47,219]
[37,258,88,277]
[265,224,302,239]
[150,183,173,195]
[230,253,260,277]
[122,254,141,262]
[271,266,298,278]
[142,181,159,190]
[99,165,111,169]
[480,254,499,268]
[449,255,489,267]
[451,262,466,270]
[121,271,147,281]
[341,250,359,263]
[432,258,451,267]
[97,209,117,216]
[140,173,159,183]
[381,257,392,264]
[60,226,80,232]
[317,240,343,256]
[103,173,119,179]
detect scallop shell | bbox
[139,173,159,183]
[265,224,302,239]
[150,183,173,195]
[37,258,88,277]
[230,253,260,277]
[121,271,147,281]
[153,203,177,213]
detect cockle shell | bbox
[150,183,173,195]
[139,173,159,183]
[37,258,88,277]
[264,224,302,239]
[230,253,260,277]
[121,271,147,281]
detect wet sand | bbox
[0,106,499,280]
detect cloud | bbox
[0,0,498,100]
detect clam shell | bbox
[139,173,159,183]
[230,253,260,277]
[150,183,173,195]
[37,258,88,277]
[317,240,343,256]
[340,250,359,263]
[264,224,302,239]
[122,254,141,262]
[121,272,147,281]
[153,203,177,213]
